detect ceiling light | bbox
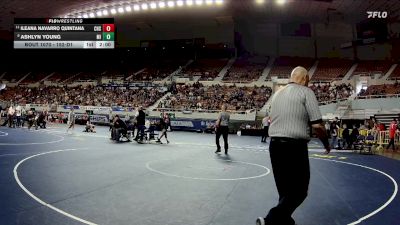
[110,8,117,14]
[134,4,140,11]
[142,3,149,10]
[77,15,82,18]
[118,7,124,13]
[167,1,175,7]
[159,1,166,8]
[215,0,223,5]
[206,0,213,5]
[255,0,265,4]
[195,0,203,5]
[150,2,157,9]
[125,5,132,12]
[83,14,89,18]
[103,9,109,15]
[276,0,286,5]
[89,12,95,18]
[96,11,103,16]
[186,0,194,6]
[176,0,184,6]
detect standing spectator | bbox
[134,106,146,142]
[396,118,400,132]
[26,110,35,130]
[350,125,359,149]
[0,107,7,126]
[66,108,75,133]
[342,124,350,149]
[261,115,270,143]
[157,113,170,144]
[164,113,171,131]
[325,121,330,138]
[387,119,397,151]
[371,123,379,142]
[7,106,15,128]
[15,105,22,127]
[256,66,330,225]
[215,104,230,155]
[330,121,339,149]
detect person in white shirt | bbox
[15,105,22,128]
[261,116,270,143]
[7,106,15,128]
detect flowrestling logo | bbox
[367,11,388,18]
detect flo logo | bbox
[367,11,388,18]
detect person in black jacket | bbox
[113,115,128,141]
[342,124,350,149]
[134,106,146,142]
[349,125,359,149]
[157,113,170,144]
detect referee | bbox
[257,66,330,225]
[215,104,230,155]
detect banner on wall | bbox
[148,117,215,132]
[63,105,80,110]
[82,106,111,111]
[170,119,216,131]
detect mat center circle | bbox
[146,159,270,181]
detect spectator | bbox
[342,124,351,149]
[330,121,339,149]
[387,119,398,151]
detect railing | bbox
[337,129,399,146]
[355,94,400,100]
[319,94,400,105]
[154,107,254,115]
[377,131,400,146]
[318,98,349,106]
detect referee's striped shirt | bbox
[268,83,322,140]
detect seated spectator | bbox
[158,83,272,111]
[0,85,165,108]
[309,82,354,103]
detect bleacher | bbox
[2,72,29,83]
[352,60,393,78]
[47,72,76,83]
[268,56,314,79]
[19,72,51,84]
[158,83,272,111]
[128,60,185,82]
[359,83,400,96]
[223,56,267,83]
[181,58,228,81]
[65,72,100,83]
[1,85,165,108]
[389,64,400,80]
[312,58,353,81]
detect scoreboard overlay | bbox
[14,18,115,49]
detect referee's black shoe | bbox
[215,149,221,154]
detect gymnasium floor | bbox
[0,125,399,225]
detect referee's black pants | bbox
[216,126,229,151]
[266,137,310,225]
[261,126,269,142]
